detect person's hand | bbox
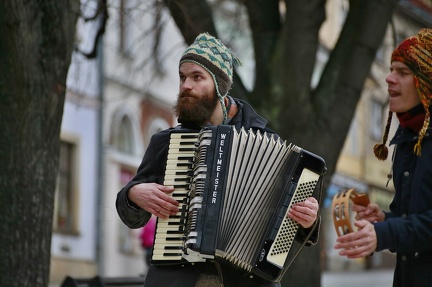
[334,220,377,258]
[353,203,385,223]
[128,183,179,219]
[287,197,319,228]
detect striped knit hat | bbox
[179,33,241,124]
[374,28,432,160]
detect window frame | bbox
[53,136,80,235]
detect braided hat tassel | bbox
[373,111,393,160]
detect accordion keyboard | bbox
[152,132,199,262]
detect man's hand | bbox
[353,203,385,223]
[128,183,179,219]
[334,220,377,258]
[287,197,319,228]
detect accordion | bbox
[152,125,326,282]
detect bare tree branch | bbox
[75,0,108,59]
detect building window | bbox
[111,114,135,155]
[53,140,78,234]
[370,99,384,140]
[117,115,134,154]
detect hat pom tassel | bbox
[373,111,393,161]
[373,143,389,161]
[414,142,422,156]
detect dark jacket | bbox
[374,126,432,287]
[116,98,320,287]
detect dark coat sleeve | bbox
[116,129,171,229]
[296,216,320,246]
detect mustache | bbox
[179,90,199,99]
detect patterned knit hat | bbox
[374,28,432,160]
[179,33,241,124]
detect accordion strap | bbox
[331,188,370,237]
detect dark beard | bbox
[174,90,219,126]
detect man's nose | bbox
[181,78,193,90]
[385,73,395,84]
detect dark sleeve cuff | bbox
[116,183,151,229]
[296,216,321,246]
[125,189,142,210]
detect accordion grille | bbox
[266,168,319,268]
[271,179,318,256]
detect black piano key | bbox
[175,171,189,176]
[179,148,195,152]
[180,134,198,139]
[164,246,183,250]
[166,237,183,241]
[167,230,183,234]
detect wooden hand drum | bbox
[332,188,370,236]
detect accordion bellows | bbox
[153,125,326,282]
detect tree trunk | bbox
[281,245,321,286]
[0,1,79,286]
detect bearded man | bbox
[116,33,320,287]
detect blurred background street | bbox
[50,269,394,287]
[322,269,393,287]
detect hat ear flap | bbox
[217,77,230,96]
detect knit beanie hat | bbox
[179,33,241,124]
[374,28,432,160]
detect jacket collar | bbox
[228,97,268,131]
[390,126,432,145]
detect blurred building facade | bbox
[49,0,432,285]
[99,0,182,278]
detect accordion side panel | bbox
[266,168,320,268]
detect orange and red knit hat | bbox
[374,28,432,160]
